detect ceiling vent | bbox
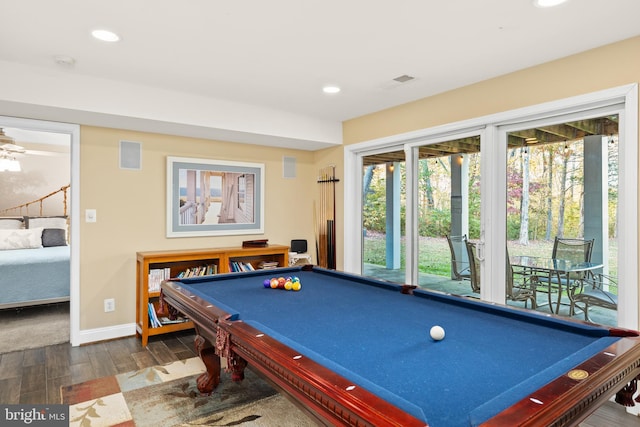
[381,74,417,90]
[393,74,415,83]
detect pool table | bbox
[161,265,640,427]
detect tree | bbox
[419,160,434,211]
[545,145,554,240]
[519,147,530,245]
[557,147,570,237]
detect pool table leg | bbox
[194,334,220,395]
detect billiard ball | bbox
[270,278,279,289]
[291,281,301,291]
[263,279,271,288]
[291,276,300,283]
[430,325,445,341]
[284,280,293,290]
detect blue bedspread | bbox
[0,246,70,308]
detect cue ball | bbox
[430,325,445,341]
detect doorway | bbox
[0,115,80,348]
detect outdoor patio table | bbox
[510,255,603,314]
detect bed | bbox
[0,216,70,309]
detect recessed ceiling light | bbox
[323,85,341,94]
[91,29,120,42]
[533,0,568,7]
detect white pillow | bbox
[0,228,44,250]
[24,216,67,230]
[0,218,24,230]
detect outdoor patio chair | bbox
[447,234,471,281]
[533,237,595,312]
[570,273,617,322]
[506,250,536,309]
[464,240,480,293]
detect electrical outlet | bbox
[104,298,115,312]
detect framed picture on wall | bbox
[166,157,265,237]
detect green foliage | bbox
[362,138,617,245]
[362,170,387,232]
[418,208,450,236]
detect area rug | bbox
[61,357,316,427]
[0,302,69,354]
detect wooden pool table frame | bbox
[161,268,640,427]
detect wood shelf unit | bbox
[136,244,288,346]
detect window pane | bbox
[506,116,618,326]
[362,158,406,282]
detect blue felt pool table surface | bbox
[173,266,625,426]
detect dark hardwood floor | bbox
[0,330,638,426]
[0,330,197,405]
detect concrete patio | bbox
[363,263,617,327]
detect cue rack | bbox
[316,165,339,269]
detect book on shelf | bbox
[176,264,218,278]
[258,260,279,269]
[148,302,162,328]
[229,261,257,272]
[148,267,171,292]
[159,316,189,325]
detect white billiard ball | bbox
[430,325,445,341]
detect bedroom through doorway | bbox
[0,125,71,353]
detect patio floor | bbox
[363,263,617,327]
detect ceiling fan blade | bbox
[24,149,62,156]
[1,143,26,153]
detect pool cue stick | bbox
[324,167,330,267]
[332,166,336,268]
[318,168,326,267]
[325,166,331,267]
[322,168,328,267]
[313,200,319,264]
[318,171,322,267]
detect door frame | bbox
[0,115,81,344]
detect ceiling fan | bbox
[0,128,25,172]
[0,128,26,154]
[0,128,60,159]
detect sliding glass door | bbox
[345,85,636,329]
[503,113,620,326]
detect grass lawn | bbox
[363,234,618,278]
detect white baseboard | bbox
[73,322,137,346]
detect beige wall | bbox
[79,127,315,329]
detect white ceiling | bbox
[1,0,639,150]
